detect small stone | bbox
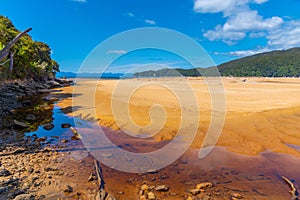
[37,137,47,142]
[63,184,73,193]
[231,193,243,199]
[160,175,169,179]
[13,194,34,200]
[147,169,158,174]
[43,124,54,130]
[186,197,193,200]
[155,185,169,192]
[147,192,155,200]
[44,166,58,172]
[139,195,147,200]
[0,169,11,177]
[190,189,201,195]
[61,123,71,128]
[117,191,124,195]
[61,139,68,143]
[88,173,95,181]
[12,148,26,154]
[14,120,30,128]
[196,182,213,189]
[25,114,37,121]
[141,184,149,191]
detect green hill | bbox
[134,47,300,77]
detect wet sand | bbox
[54,77,300,199]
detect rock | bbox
[190,189,201,195]
[61,139,68,143]
[13,194,34,200]
[147,169,158,174]
[63,184,73,193]
[88,173,95,181]
[43,124,54,130]
[44,166,58,172]
[160,174,169,179]
[203,196,212,200]
[231,193,243,199]
[196,182,213,189]
[154,185,169,192]
[61,123,71,128]
[147,192,155,200]
[25,114,37,121]
[139,195,147,200]
[14,120,30,128]
[0,169,11,177]
[0,187,7,194]
[186,197,193,200]
[12,148,26,154]
[141,184,149,191]
[117,191,124,195]
[36,137,47,142]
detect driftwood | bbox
[0,28,32,61]
[282,176,298,200]
[94,160,116,200]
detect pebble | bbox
[231,193,243,199]
[0,169,11,177]
[147,192,155,200]
[190,188,201,195]
[196,182,213,189]
[154,185,169,192]
[141,184,149,191]
[63,184,73,193]
[13,194,34,200]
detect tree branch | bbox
[0,28,32,61]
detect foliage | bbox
[0,15,59,80]
[134,48,300,77]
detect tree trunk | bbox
[9,51,14,72]
[0,28,32,61]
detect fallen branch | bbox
[282,176,298,200]
[94,160,116,200]
[0,28,32,61]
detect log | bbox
[282,176,298,200]
[0,28,32,61]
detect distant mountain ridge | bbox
[134,47,300,77]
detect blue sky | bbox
[1,0,300,73]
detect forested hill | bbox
[134,48,300,77]
[0,16,59,81]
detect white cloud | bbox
[126,12,134,17]
[214,47,271,57]
[71,0,87,3]
[106,50,127,54]
[267,20,300,49]
[195,0,288,46]
[145,19,156,25]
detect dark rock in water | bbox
[0,169,11,177]
[61,123,71,128]
[25,114,37,121]
[36,137,47,142]
[61,139,68,143]
[13,120,30,128]
[43,124,54,130]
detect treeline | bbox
[134,48,300,77]
[0,16,59,81]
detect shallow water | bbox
[22,104,300,199]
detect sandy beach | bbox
[57,77,300,157]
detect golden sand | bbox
[57,77,300,157]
